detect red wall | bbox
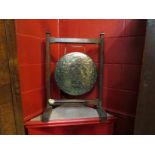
[15,19,146,134]
[16,19,60,121]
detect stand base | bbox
[42,103,107,122]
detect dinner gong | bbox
[55,52,97,96]
[42,32,107,122]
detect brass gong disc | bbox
[55,52,97,96]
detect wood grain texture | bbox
[0,20,24,134]
[134,20,155,134]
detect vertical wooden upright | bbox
[0,20,24,134]
[97,33,107,121]
[134,20,155,134]
[42,32,53,122]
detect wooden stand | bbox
[42,33,107,122]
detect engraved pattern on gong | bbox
[55,52,97,95]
